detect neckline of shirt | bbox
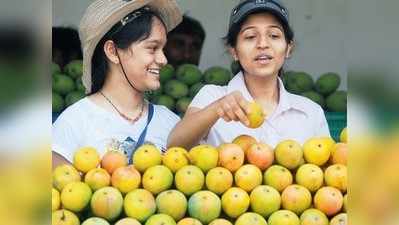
[83,97,148,127]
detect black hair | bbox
[168,15,205,43]
[90,9,163,94]
[52,27,83,68]
[224,10,294,76]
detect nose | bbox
[183,44,193,59]
[184,50,192,59]
[157,50,168,67]
[257,34,270,49]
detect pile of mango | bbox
[52,127,348,225]
[282,71,347,112]
[52,60,86,113]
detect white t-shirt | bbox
[189,72,330,148]
[52,97,180,162]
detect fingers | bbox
[216,107,232,122]
[231,92,250,125]
[232,91,250,114]
[223,102,238,121]
[234,106,250,127]
[216,91,250,125]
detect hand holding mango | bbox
[245,102,266,128]
[215,91,265,128]
[215,91,250,126]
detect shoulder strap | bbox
[136,103,154,148]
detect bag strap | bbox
[136,103,154,148]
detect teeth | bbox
[256,55,271,60]
[148,69,159,74]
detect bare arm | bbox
[52,151,71,170]
[167,101,220,149]
[167,91,250,149]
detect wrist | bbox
[209,99,222,120]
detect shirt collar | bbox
[227,71,253,101]
[227,72,294,114]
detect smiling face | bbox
[116,16,168,91]
[230,12,293,79]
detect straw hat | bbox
[79,0,182,93]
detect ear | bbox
[286,41,295,58]
[229,47,239,61]
[103,40,120,64]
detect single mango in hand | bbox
[246,102,265,128]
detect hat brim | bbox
[81,0,182,94]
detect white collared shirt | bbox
[189,72,330,148]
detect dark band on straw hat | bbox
[107,6,151,38]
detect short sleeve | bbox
[150,105,181,152]
[189,85,225,109]
[160,111,179,152]
[52,112,82,162]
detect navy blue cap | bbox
[229,0,289,30]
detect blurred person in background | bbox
[52,27,83,69]
[164,15,205,68]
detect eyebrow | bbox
[241,24,283,33]
[144,39,165,45]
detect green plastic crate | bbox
[325,112,347,142]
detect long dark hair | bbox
[90,9,163,94]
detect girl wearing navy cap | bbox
[168,0,330,149]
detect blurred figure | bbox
[164,15,205,67]
[52,27,82,68]
[0,27,37,112]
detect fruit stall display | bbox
[52,127,348,225]
[144,64,233,117]
[149,63,347,140]
[280,70,347,141]
[51,61,346,115]
[52,61,346,140]
[51,61,233,117]
[52,60,86,114]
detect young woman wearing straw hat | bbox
[168,0,330,149]
[53,0,182,166]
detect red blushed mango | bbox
[218,143,244,172]
[111,165,141,194]
[246,143,274,171]
[330,143,348,165]
[314,186,343,216]
[101,150,128,175]
[232,135,257,157]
